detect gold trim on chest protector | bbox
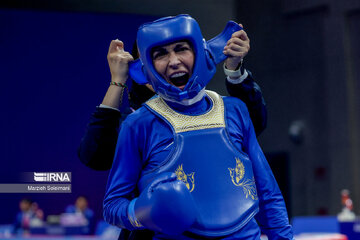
[146,91,225,133]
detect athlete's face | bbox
[152,41,194,90]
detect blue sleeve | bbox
[242,107,293,240]
[103,118,143,231]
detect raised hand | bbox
[107,39,134,83]
[223,24,250,70]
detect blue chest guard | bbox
[139,91,259,237]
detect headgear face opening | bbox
[137,14,217,103]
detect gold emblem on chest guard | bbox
[229,158,258,200]
[175,164,195,192]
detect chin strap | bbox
[128,21,242,85]
[160,88,206,106]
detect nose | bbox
[168,52,181,68]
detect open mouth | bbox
[169,72,189,87]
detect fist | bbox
[223,24,250,70]
[128,172,197,236]
[107,39,134,83]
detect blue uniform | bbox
[103,91,293,239]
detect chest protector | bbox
[138,90,259,237]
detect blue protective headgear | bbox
[129,14,242,103]
[137,14,213,103]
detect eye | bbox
[152,49,167,60]
[175,45,190,53]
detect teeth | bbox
[171,72,186,78]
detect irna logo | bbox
[34,172,71,182]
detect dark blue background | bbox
[0,8,156,225]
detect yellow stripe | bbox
[146,90,225,133]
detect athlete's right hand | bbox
[107,39,134,83]
[127,172,197,236]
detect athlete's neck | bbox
[165,94,211,115]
